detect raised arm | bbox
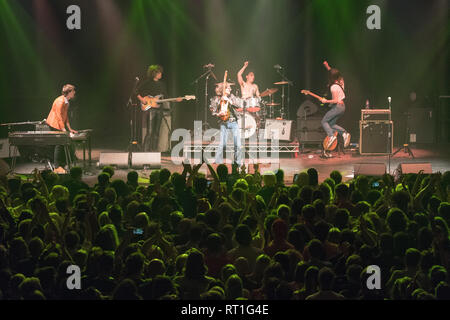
[237,61,249,87]
[323,60,331,71]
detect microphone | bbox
[274,64,282,70]
[203,63,215,68]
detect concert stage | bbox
[9,143,450,187]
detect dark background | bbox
[0,0,448,148]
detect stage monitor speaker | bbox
[360,120,393,155]
[264,119,293,141]
[0,139,10,159]
[399,162,432,174]
[99,153,129,168]
[354,163,386,177]
[0,159,11,176]
[131,152,161,169]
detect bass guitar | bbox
[140,95,196,111]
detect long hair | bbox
[147,65,163,79]
[62,84,75,97]
[328,68,342,87]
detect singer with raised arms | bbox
[210,71,243,166]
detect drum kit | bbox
[213,81,289,139]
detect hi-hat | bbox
[260,88,278,97]
[274,81,290,85]
[216,82,235,86]
[265,102,281,106]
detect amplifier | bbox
[297,117,324,143]
[359,120,393,155]
[361,109,391,121]
[264,119,293,141]
[407,108,435,144]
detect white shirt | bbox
[330,84,345,102]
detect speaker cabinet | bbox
[131,152,161,169]
[99,153,129,168]
[360,120,393,155]
[297,117,324,143]
[354,163,386,177]
[264,119,293,141]
[0,139,11,159]
[399,163,432,174]
[407,108,435,144]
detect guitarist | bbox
[321,61,351,150]
[210,82,243,166]
[137,65,181,152]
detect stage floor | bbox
[10,143,450,186]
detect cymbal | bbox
[260,88,278,97]
[265,103,281,106]
[274,81,289,85]
[216,82,235,86]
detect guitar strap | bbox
[329,84,346,102]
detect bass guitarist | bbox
[137,65,182,152]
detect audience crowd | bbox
[0,161,449,300]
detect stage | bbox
[9,143,450,187]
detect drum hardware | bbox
[237,113,257,139]
[260,88,278,98]
[274,66,294,121]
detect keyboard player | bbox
[46,84,78,174]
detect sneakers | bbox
[342,132,351,148]
[326,135,337,150]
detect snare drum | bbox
[244,97,261,113]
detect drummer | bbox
[237,61,260,101]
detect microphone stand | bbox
[276,68,293,120]
[127,77,141,167]
[192,67,217,131]
[387,97,392,174]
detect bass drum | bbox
[237,113,257,139]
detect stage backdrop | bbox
[0,0,448,148]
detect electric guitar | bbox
[140,95,196,111]
[301,90,345,151]
[300,90,327,104]
[217,71,231,121]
